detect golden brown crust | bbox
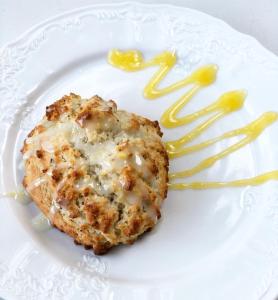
[22,94,168,254]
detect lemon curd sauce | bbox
[108,49,278,190]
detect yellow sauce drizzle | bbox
[108,49,278,190]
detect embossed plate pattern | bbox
[1,2,278,299]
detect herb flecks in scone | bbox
[21,94,168,254]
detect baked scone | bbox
[21,94,168,254]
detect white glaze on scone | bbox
[22,94,168,254]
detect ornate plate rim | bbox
[1,2,278,299]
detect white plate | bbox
[1,2,278,299]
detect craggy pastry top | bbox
[22,94,168,254]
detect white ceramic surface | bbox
[1,3,278,299]
[1,0,278,55]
